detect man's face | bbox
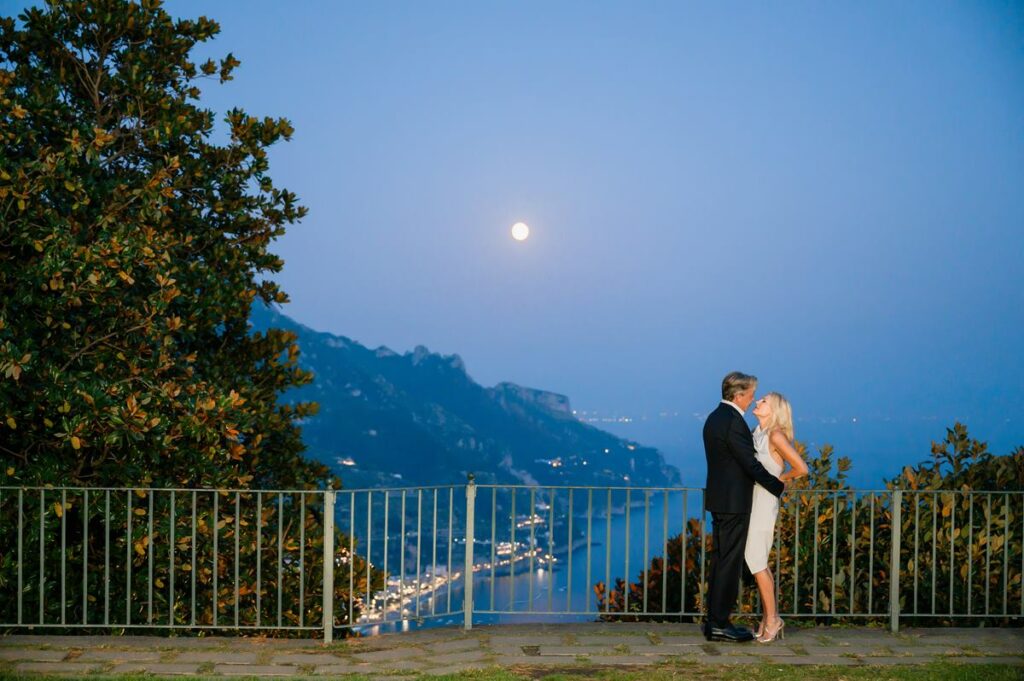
[735,386,756,411]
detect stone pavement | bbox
[1,623,1022,677]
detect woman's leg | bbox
[753,567,776,634]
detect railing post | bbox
[323,489,335,644]
[890,489,902,633]
[464,474,476,630]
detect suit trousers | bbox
[706,511,751,628]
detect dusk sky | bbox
[16,1,1023,472]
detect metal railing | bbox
[1,482,1021,638]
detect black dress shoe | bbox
[705,624,755,642]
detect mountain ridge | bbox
[251,304,681,489]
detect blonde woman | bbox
[746,392,808,643]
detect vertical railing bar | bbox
[868,494,874,615]
[447,486,454,614]
[213,492,219,627]
[169,490,175,627]
[528,487,535,612]
[82,489,89,626]
[624,488,630,614]
[417,489,423,618]
[1002,495,1009,616]
[39,489,45,625]
[890,489,903,632]
[17,489,23,625]
[949,492,956,616]
[662,490,668,615]
[567,488,574,613]
[277,492,283,628]
[298,493,306,627]
[985,493,992,616]
[322,490,335,643]
[125,489,131,626]
[365,491,373,621]
[431,489,437,617]
[931,493,937,615]
[605,489,612,615]
[349,492,355,625]
[147,491,154,624]
[190,491,196,627]
[638,491,647,614]
[547,488,555,613]
[256,491,262,627]
[700,490,707,619]
[60,489,66,625]
[681,490,687,615]
[509,489,515,609]
[382,491,389,623]
[587,489,594,614]
[489,488,496,610]
[831,493,837,616]
[464,476,476,629]
[812,495,819,616]
[914,493,920,615]
[105,490,110,626]
[400,490,406,621]
[968,492,974,616]
[793,495,800,613]
[850,493,856,615]
[775,501,782,614]
[235,492,241,628]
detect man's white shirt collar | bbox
[721,399,745,416]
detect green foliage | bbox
[597,424,1024,625]
[0,0,322,490]
[0,0,384,632]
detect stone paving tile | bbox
[0,648,67,661]
[313,663,375,675]
[423,662,493,676]
[855,656,938,665]
[622,644,679,655]
[585,655,674,665]
[269,652,346,665]
[78,649,163,661]
[492,655,580,667]
[537,645,620,656]
[14,662,99,674]
[426,650,491,665]
[499,636,569,647]
[942,657,1024,665]
[213,664,299,676]
[422,637,483,653]
[376,660,429,672]
[774,656,864,666]
[657,634,707,645]
[574,634,650,646]
[174,651,259,664]
[352,646,425,663]
[110,662,202,675]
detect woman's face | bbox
[753,396,772,419]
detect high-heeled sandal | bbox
[757,618,785,643]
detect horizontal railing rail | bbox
[1,483,1020,639]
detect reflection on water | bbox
[353,490,703,635]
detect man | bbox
[702,371,785,642]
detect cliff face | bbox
[251,304,681,489]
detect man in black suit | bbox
[702,371,785,642]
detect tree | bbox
[0,0,324,490]
[0,1,387,633]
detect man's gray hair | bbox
[721,371,758,401]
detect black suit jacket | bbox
[703,402,785,513]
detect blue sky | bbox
[11,1,1023,468]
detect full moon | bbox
[511,222,530,241]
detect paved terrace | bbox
[2,624,1022,677]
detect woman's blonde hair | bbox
[763,392,794,442]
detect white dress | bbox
[744,426,784,574]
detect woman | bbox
[745,392,808,643]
